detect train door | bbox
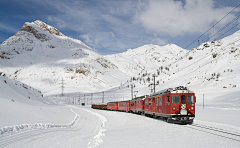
[163,95,170,114]
[153,98,155,113]
[158,96,163,113]
[180,94,187,115]
[155,97,158,113]
[142,100,145,110]
[134,101,136,111]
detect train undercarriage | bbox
[166,115,195,124]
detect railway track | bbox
[185,123,240,142]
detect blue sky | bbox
[0,0,240,55]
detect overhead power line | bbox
[185,3,240,49]
[206,14,240,42]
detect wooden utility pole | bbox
[153,74,156,93]
[102,92,104,103]
[60,78,65,96]
[79,96,80,105]
[91,94,93,105]
[84,95,85,104]
[203,93,204,109]
[131,84,133,100]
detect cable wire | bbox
[185,3,240,49]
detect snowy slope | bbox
[0,21,240,148]
[105,44,187,76]
[0,21,129,95]
[0,20,239,106]
[98,31,239,110]
[0,75,75,128]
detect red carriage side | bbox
[107,102,118,111]
[118,100,130,112]
[130,96,146,114]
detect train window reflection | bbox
[187,95,194,104]
[172,95,180,104]
[167,96,170,105]
[181,95,186,104]
[159,97,162,106]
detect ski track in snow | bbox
[0,108,78,138]
[0,106,107,148]
[70,106,107,148]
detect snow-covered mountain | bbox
[114,30,240,109]
[0,20,240,147]
[105,44,187,76]
[0,20,240,104]
[0,20,129,95]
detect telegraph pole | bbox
[150,74,156,93]
[91,94,93,105]
[102,92,104,103]
[203,93,204,109]
[84,95,85,105]
[131,84,133,100]
[60,78,65,96]
[79,95,80,105]
[153,74,156,93]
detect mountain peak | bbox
[33,20,64,37]
[20,20,64,37]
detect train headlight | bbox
[191,107,194,110]
[173,107,176,111]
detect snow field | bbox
[0,106,107,148]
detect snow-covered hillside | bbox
[100,31,240,110]
[0,20,129,95]
[0,20,240,148]
[0,74,75,128]
[105,44,187,76]
[0,20,240,108]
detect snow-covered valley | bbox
[0,20,240,147]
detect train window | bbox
[167,96,170,105]
[172,95,180,104]
[149,99,151,105]
[181,95,186,104]
[159,97,162,106]
[146,100,148,105]
[156,98,158,106]
[187,95,194,104]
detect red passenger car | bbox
[107,102,118,111]
[118,100,130,112]
[130,96,146,114]
[143,86,196,124]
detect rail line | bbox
[185,123,240,142]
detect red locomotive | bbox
[93,86,196,124]
[142,86,196,124]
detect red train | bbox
[93,86,196,124]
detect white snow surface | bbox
[0,21,240,147]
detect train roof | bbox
[108,100,130,103]
[131,95,148,101]
[149,86,194,97]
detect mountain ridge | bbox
[0,20,239,98]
